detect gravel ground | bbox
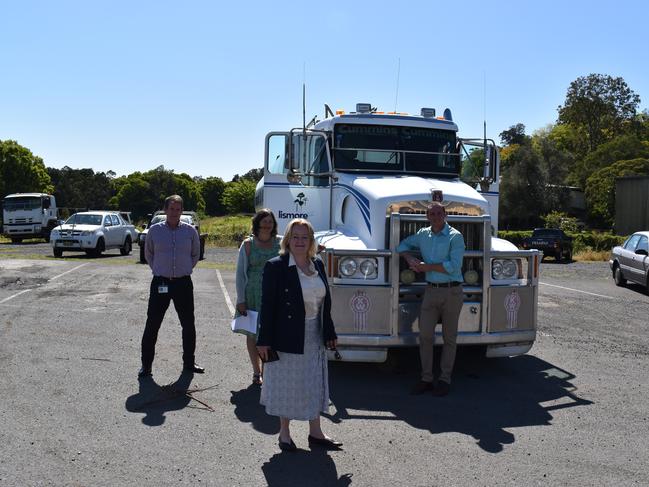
[0,245,648,486]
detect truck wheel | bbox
[11,238,22,244]
[120,237,132,256]
[53,248,63,258]
[565,249,572,263]
[92,238,105,257]
[613,264,626,286]
[139,246,146,264]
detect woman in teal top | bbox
[235,209,281,385]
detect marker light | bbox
[336,110,345,115]
[421,108,436,118]
[356,103,372,113]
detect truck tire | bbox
[92,238,105,257]
[53,248,63,258]
[564,249,572,263]
[11,238,22,244]
[199,239,205,260]
[120,236,132,256]
[139,245,146,264]
[613,264,626,286]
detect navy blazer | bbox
[257,253,336,354]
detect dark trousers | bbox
[141,276,195,368]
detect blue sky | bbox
[1,0,647,182]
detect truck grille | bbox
[59,230,83,237]
[398,220,484,251]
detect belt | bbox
[428,281,462,288]
[156,275,190,281]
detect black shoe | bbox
[432,380,450,397]
[308,435,343,449]
[278,437,297,452]
[409,380,434,395]
[183,364,205,374]
[138,367,152,378]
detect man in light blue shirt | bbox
[397,202,465,396]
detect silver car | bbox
[609,231,649,291]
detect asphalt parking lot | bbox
[1,242,648,486]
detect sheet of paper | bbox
[231,310,258,335]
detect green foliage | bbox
[498,229,625,252]
[200,177,227,216]
[557,73,641,152]
[541,211,579,232]
[110,166,205,219]
[202,214,252,246]
[222,179,256,214]
[232,168,263,182]
[569,135,649,188]
[0,139,53,196]
[47,166,113,210]
[497,230,532,247]
[584,158,649,228]
[499,123,529,146]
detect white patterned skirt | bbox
[260,316,330,421]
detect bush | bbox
[541,211,579,232]
[498,229,626,252]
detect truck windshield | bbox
[332,124,459,176]
[65,214,103,226]
[2,196,41,211]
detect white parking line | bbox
[0,289,32,304]
[540,282,613,299]
[0,263,89,305]
[49,263,89,281]
[216,269,235,315]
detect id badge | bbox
[157,285,169,294]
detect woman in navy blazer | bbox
[257,219,341,452]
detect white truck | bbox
[2,193,59,242]
[256,103,541,362]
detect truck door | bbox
[262,131,331,234]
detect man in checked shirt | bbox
[138,194,204,378]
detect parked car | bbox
[50,211,137,257]
[138,211,207,263]
[522,228,573,262]
[609,231,649,291]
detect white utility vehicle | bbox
[256,103,541,362]
[50,211,137,257]
[2,193,59,242]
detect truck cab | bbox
[2,193,59,242]
[256,103,541,362]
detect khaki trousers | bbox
[418,285,464,384]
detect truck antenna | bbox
[393,57,401,113]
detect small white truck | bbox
[50,211,137,257]
[2,193,59,242]
[256,103,541,362]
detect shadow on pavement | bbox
[325,348,593,453]
[230,384,280,435]
[262,448,352,487]
[125,371,194,426]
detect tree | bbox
[47,166,113,210]
[499,144,548,229]
[557,74,641,152]
[222,179,256,214]
[200,177,227,216]
[569,135,649,188]
[499,123,528,146]
[0,140,53,197]
[584,158,649,228]
[232,167,263,183]
[110,176,155,220]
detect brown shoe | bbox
[410,381,434,395]
[432,380,450,397]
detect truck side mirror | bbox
[43,198,51,209]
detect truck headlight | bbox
[337,256,379,279]
[359,259,377,277]
[81,231,92,236]
[492,259,520,280]
[339,257,358,277]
